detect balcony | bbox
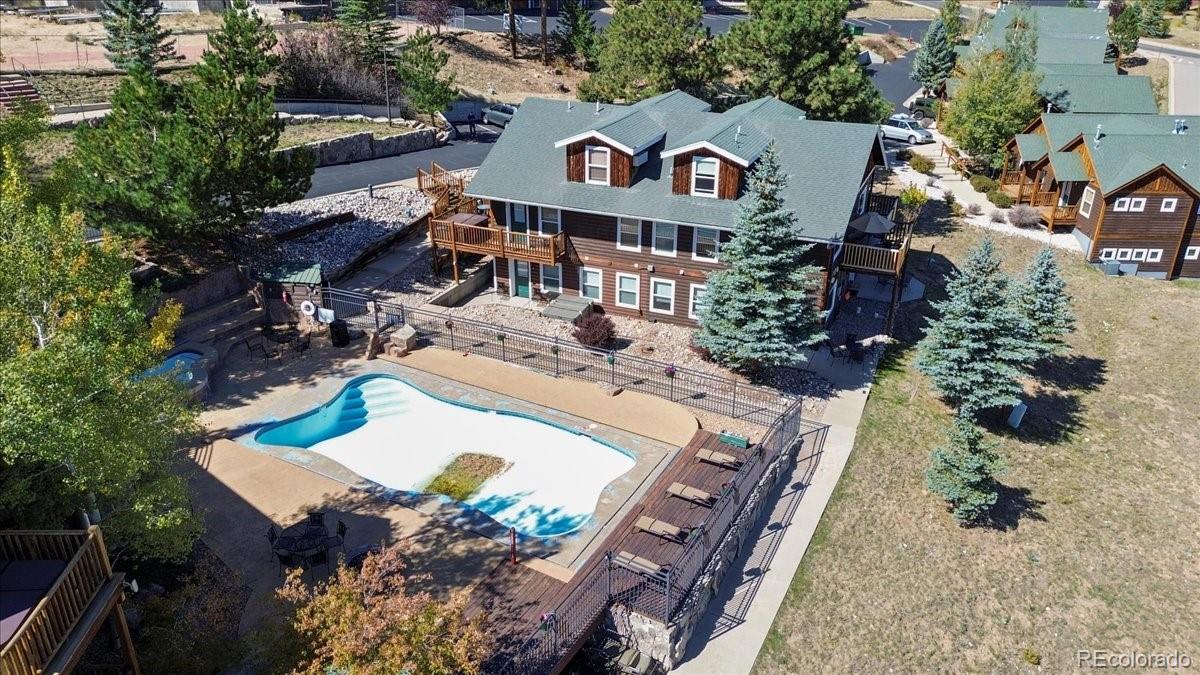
[840,239,911,276]
[430,213,568,267]
[1,527,139,675]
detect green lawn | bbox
[425,453,508,502]
[756,217,1200,671]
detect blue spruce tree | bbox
[927,412,1006,524]
[694,143,825,373]
[912,19,955,93]
[916,237,1036,416]
[1014,247,1075,359]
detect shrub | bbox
[926,174,939,187]
[969,175,998,193]
[277,25,396,105]
[894,148,913,162]
[987,189,1014,208]
[966,202,983,216]
[943,190,956,208]
[910,153,936,174]
[573,313,616,348]
[990,209,1007,223]
[1008,204,1041,228]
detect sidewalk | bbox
[673,346,880,675]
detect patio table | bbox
[449,212,488,227]
[274,520,329,558]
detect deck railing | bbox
[840,240,908,276]
[0,528,112,675]
[429,219,565,264]
[1032,190,1058,207]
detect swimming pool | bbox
[140,350,202,382]
[255,374,636,538]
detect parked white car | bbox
[879,114,934,145]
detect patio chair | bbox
[614,550,664,577]
[289,333,311,359]
[848,341,866,364]
[273,549,303,578]
[634,516,688,544]
[267,524,279,556]
[243,335,277,360]
[323,520,348,560]
[666,482,715,507]
[694,448,742,470]
[306,511,326,529]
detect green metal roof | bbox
[466,95,880,242]
[1015,134,1048,162]
[1035,113,1200,193]
[554,90,712,154]
[254,262,323,285]
[1039,63,1117,77]
[664,96,806,165]
[1039,113,1200,149]
[1040,74,1158,114]
[966,5,1111,65]
[1048,151,1089,182]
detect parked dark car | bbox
[483,103,518,127]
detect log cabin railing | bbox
[1000,169,1022,185]
[430,219,566,264]
[1,528,112,675]
[840,240,908,276]
[1032,190,1058,207]
[1052,204,1078,221]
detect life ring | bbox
[300,300,317,316]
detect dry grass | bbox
[1162,13,1200,50]
[1121,56,1171,114]
[848,0,938,20]
[756,218,1200,671]
[857,34,916,62]
[425,453,509,502]
[435,31,588,102]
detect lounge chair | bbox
[635,516,688,543]
[666,482,715,506]
[694,448,742,469]
[614,550,663,576]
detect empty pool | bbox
[255,375,636,538]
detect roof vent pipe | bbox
[594,101,600,116]
[1093,124,1103,147]
[1173,119,1186,134]
[734,124,743,145]
[567,100,572,111]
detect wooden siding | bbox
[1074,182,1103,241]
[1177,208,1200,278]
[671,150,742,199]
[1093,188,1196,275]
[567,138,633,187]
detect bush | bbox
[1007,204,1042,228]
[969,175,998,193]
[990,209,1007,223]
[573,313,616,348]
[277,25,397,105]
[910,154,936,174]
[943,190,956,208]
[894,148,913,162]
[966,202,983,216]
[987,189,1014,208]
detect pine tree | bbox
[578,0,720,103]
[557,0,597,69]
[912,19,956,93]
[695,144,825,373]
[940,0,964,43]
[720,0,890,123]
[396,30,456,125]
[941,52,1041,169]
[1014,247,1075,359]
[337,0,396,64]
[1109,3,1142,63]
[916,237,1037,417]
[1140,0,1169,38]
[1004,8,1039,73]
[1067,0,1086,7]
[926,412,1006,524]
[100,0,177,71]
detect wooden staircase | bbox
[0,75,43,113]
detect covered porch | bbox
[999,137,1087,231]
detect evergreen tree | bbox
[557,0,597,69]
[912,19,956,93]
[337,0,396,64]
[941,52,1041,169]
[396,29,456,125]
[1140,0,1169,38]
[695,144,825,373]
[940,0,964,43]
[1014,247,1075,359]
[1067,0,1086,7]
[1109,3,1142,62]
[926,412,1006,524]
[916,237,1036,417]
[578,0,720,103]
[1004,8,1039,73]
[100,0,177,72]
[720,0,890,123]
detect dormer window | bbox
[691,156,719,197]
[586,145,610,185]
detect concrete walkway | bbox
[673,343,883,675]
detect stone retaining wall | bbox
[161,265,247,314]
[277,128,437,167]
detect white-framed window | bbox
[509,203,529,231]
[1160,198,1178,213]
[1116,248,1133,261]
[580,267,602,301]
[1146,249,1163,263]
[1129,197,1147,212]
[691,156,719,197]
[540,207,560,235]
[585,145,610,185]
[615,273,640,309]
[688,284,708,320]
[693,226,720,261]
[540,263,562,294]
[1132,249,1147,262]
[649,278,675,314]
[1079,186,1095,218]
[652,222,678,257]
[616,217,641,251]
[1113,197,1130,212]
[1185,246,1200,261]
[1098,248,1117,260]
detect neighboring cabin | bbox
[1001,113,1200,280]
[450,90,903,327]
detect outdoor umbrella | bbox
[847,211,897,235]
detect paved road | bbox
[1138,41,1200,115]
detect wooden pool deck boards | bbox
[469,429,747,666]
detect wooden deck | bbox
[469,559,568,658]
[430,217,568,266]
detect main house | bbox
[442,90,900,328]
[1000,113,1200,279]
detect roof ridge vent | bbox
[1173,118,1186,134]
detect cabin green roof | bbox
[1048,151,1088,182]
[254,262,323,285]
[1039,63,1117,77]
[663,96,806,166]
[1015,133,1048,162]
[466,95,881,242]
[1040,74,1158,114]
[1034,114,1200,193]
[966,5,1111,65]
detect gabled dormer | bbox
[554,106,665,188]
